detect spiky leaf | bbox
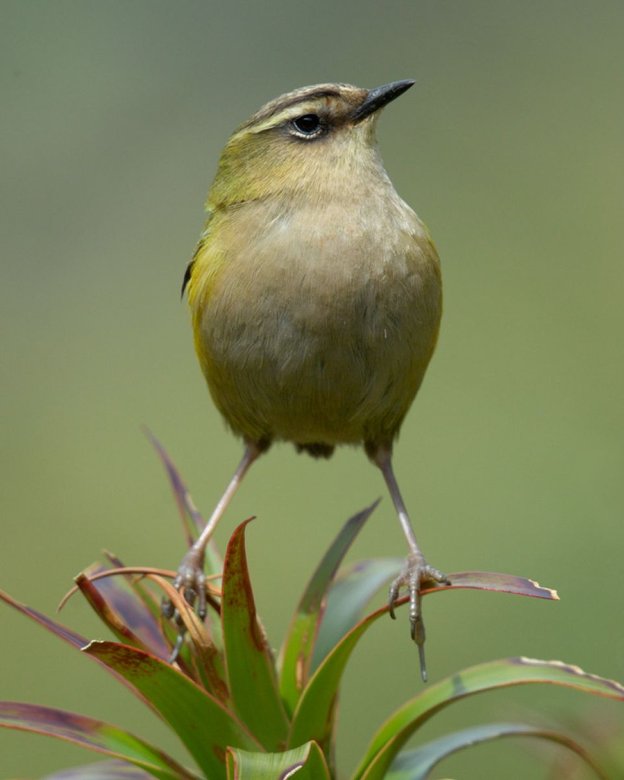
[43,761,152,779]
[279,501,378,712]
[226,741,331,779]
[384,722,606,780]
[83,641,260,779]
[311,557,402,672]
[220,519,289,750]
[0,702,196,780]
[356,658,624,779]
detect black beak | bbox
[352,79,415,122]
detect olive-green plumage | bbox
[186,82,441,457]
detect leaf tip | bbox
[527,578,559,600]
[514,656,624,698]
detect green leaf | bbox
[0,589,145,702]
[84,640,261,779]
[75,569,170,660]
[279,502,379,713]
[384,722,607,780]
[44,759,153,778]
[288,601,386,753]
[0,588,89,649]
[0,702,196,780]
[144,427,203,546]
[221,519,290,750]
[151,574,229,700]
[355,657,624,780]
[145,429,223,580]
[381,570,559,613]
[103,552,163,622]
[288,565,558,756]
[422,570,559,600]
[226,741,331,779]
[311,556,402,672]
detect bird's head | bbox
[207,80,414,209]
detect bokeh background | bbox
[2,2,623,778]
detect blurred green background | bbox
[2,1,623,777]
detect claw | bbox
[388,554,450,682]
[388,579,400,620]
[168,630,186,664]
[163,547,208,659]
[161,596,175,621]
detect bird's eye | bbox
[291,114,322,137]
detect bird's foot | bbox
[162,547,207,662]
[388,554,451,682]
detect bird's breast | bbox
[189,194,441,446]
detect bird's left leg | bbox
[371,444,450,681]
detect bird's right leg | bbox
[163,440,264,656]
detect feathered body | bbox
[185,83,441,457]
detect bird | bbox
[171,80,449,680]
